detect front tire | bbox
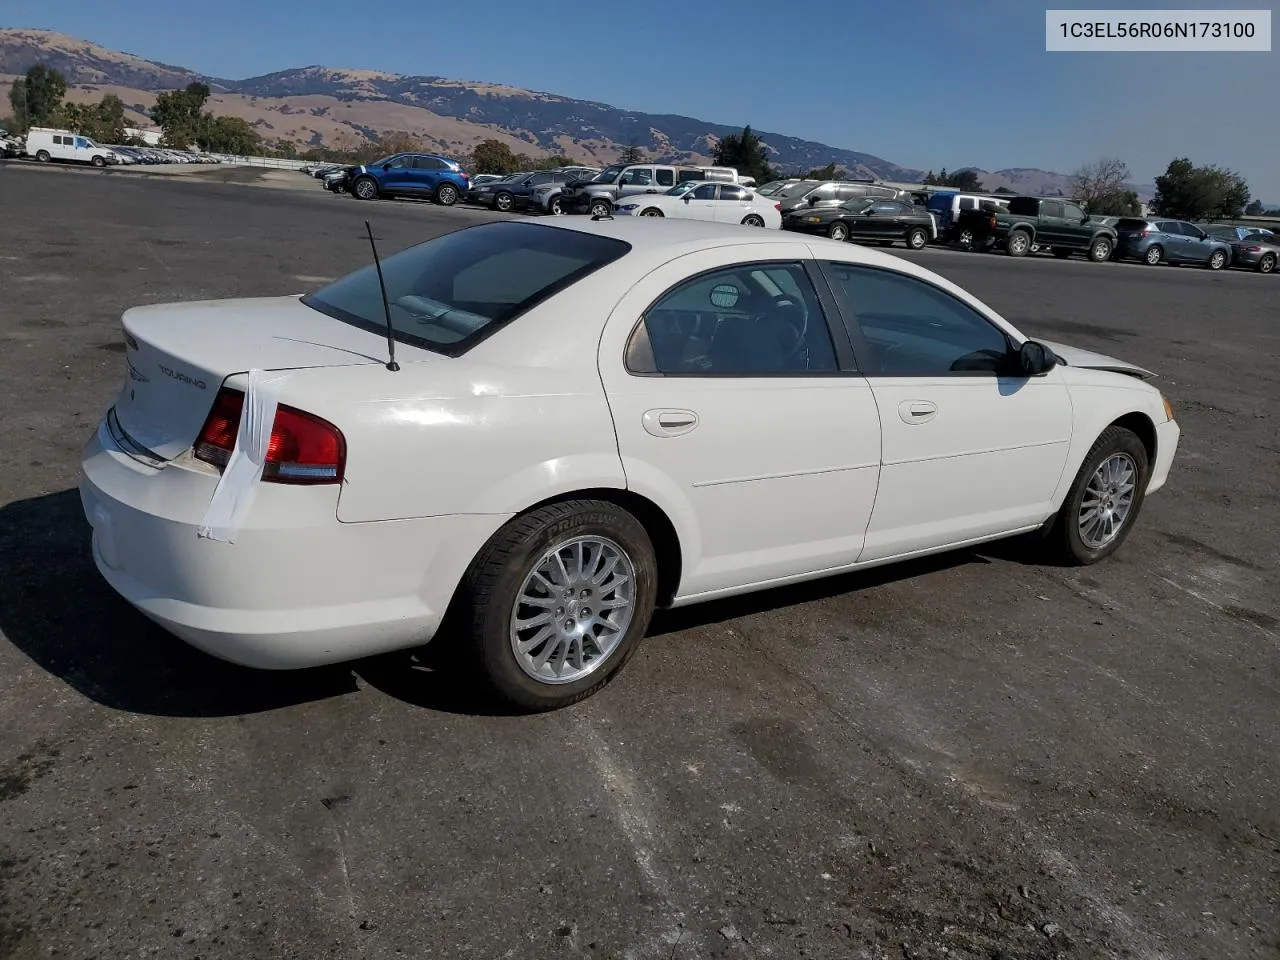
[549,195,564,216]
[1207,249,1227,271]
[493,191,514,212]
[352,176,379,201]
[828,222,849,242]
[1044,426,1149,565]
[589,199,611,218]
[906,227,928,250]
[436,183,459,206]
[91,155,106,168]
[457,500,658,711]
[1007,230,1032,257]
[640,207,663,217]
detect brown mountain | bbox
[0,26,1091,191]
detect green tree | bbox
[470,138,519,174]
[993,186,1015,194]
[619,140,644,164]
[8,65,68,132]
[802,162,840,181]
[1244,198,1264,216]
[1151,158,1250,220]
[712,125,777,184]
[201,116,262,154]
[88,94,127,143]
[151,82,210,148]
[923,167,983,191]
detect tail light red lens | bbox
[194,387,345,484]
[774,203,781,210]
[1244,245,1262,252]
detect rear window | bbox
[1115,218,1149,231]
[926,193,955,211]
[302,222,630,356]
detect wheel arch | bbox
[514,488,684,607]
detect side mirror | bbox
[683,194,692,202]
[1018,340,1058,376]
[808,196,818,205]
[382,163,391,171]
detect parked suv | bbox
[1112,218,1233,269]
[346,152,469,205]
[561,163,739,217]
[775,179,909,216]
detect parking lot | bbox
[1,164,1277,960]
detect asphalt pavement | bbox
[1,164,1277,960]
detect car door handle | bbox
[642,408,699,437]
[898,400,937,424]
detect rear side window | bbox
[677,169,705,182]
[628,263,837,376]
[655,168,675,186]
[303,221,630,356]
[1007,197,1040,215]
[721,185,749,201]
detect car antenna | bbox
[363,219,399,372]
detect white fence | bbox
[206,153,312,171]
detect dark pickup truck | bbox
[970,196,1119,261]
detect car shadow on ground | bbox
[2,488,1000,720]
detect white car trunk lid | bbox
[114,296,400,460]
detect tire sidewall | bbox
[1259,253,1276,273]
[473,503,658,710]
[1008,232,1030,256]
[1145,246,1162,265]
[494,192,512,211]
[908,228,927,249]
[590,200,611,218]
[354,177,377,200]
[829,223,848,241]
[549,196,563,215]
[1090,237,1112,261]
[1208,250,1226,270]
[1056,428,1150,564]
[36,150,51,162]
[437,184,458,206]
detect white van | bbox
[26,127,119,167]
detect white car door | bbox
[597,245,882,601]
[816,259,1073,561]
[712,183,753,224]
[676,181,720,222]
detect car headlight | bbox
[804,216,822,223]
[617,204,639,211]
[1162,395,1175,422]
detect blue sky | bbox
[7,0,1279,199]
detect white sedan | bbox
[613,181,782,228]
[80,218,1179,710]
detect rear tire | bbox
[741,214,765,227]
[353,176,378,201]
[1258,252,1276,273]
[456,500,658,711]
[1044,426,1149,566]
[906,227,928,250]
[1007,230,1032,257]
[35,150,51,162]
[1144,245,1163,265]
[828,222,849,242]
[436,183,459,206]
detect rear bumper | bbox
[79,422,507,669]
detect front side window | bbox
[385,156,409,169]
[303,222,630,355]
[619,167,653,186]
[1063,202,1086,220]
[594,165,625,184]
[820,263,1011,376]
[626,263,838,376]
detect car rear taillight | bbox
[774,203,781,211]
[194,387,345,484]
[1243,245,1262,252]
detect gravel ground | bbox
[1,164,1277,960]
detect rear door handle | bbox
[898,400,937,424]
[642,408,699,437]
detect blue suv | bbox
[347,153,469,205]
